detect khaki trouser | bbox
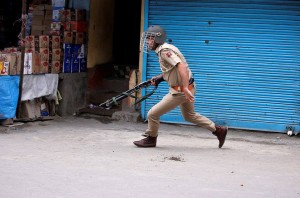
[146,88,216,137]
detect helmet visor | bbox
[140,32,156,53]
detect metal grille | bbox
[142,0,300,133]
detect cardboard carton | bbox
[71,44,82,58]
[31,15,44,22]
[24,53,33,74]
[32,10,44,16]
[60,9,71,21]
[71,58,79,73]
[63,57,71,73]
[31,18,44,26]
[37,4,45,10]
[71,9,86,21]
[25,36,35,48]
[51,60,61,73]
[20,99,41,119]
[2,53,18,75]
[73,32,85,44]
[43,19,52,26]
[0,61,9,75]
[50,35,61,49]
[32,25,45,31]
[49,30,60,36]
[63,43,72,58]
[65,21,87,32]
[0,53,18,75]
[31,30,43,36]
[51,22,62,31]
[24,52,41,74]
[25,48,35,53]
[73,44,85,59]
[52,0,65,7]
[44,5,53,10]
[15,52,21,75]
[63,31,73,43]
[39,35,49,48]
[52,7,64,22]
[44,14,53,20]
[45,9,53,15]
[40,61,49,74]
[3,48,18,53]
[79,58,87,72]
[52,48,61,61]
[39,48,49,61]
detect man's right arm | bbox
[151,74,164,86]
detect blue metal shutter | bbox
[142,0,300,133]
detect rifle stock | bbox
[96,79,153,109]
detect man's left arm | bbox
[177,62,194,102]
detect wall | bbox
[87,0,115,68]
[57,73,88,116]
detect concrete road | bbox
[0,115,299,198]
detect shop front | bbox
[141,0,300,134]
[0,0,143,123]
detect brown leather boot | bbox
[133,136,157,147]
[212,126,228,148]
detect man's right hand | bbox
[183,88,195,102]
[151,74,164,86]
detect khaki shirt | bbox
[155,43,193,94]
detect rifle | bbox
[89,79,157,110]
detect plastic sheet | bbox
[0,76,20,119]
[21,74,58,101]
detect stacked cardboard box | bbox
[44,5,53,35]
[63,43,86,73]
[61,9,87,73]
[23,52,41,74]
[0,50,22,75]
[24,35,41,74]
[39,35,50,73]
[24,35,62,74]
[62,9,87,45]
[30,4,52,35]
[9,0,87,75]
[50,0,65,36]
[50,35,62,73]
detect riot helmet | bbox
[140,25,167,53]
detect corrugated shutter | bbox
[142,0,300,133]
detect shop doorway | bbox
[0,1,22,49]
[112,0,141,67]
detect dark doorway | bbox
[0,1,22,49]
[112,0,141,67]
